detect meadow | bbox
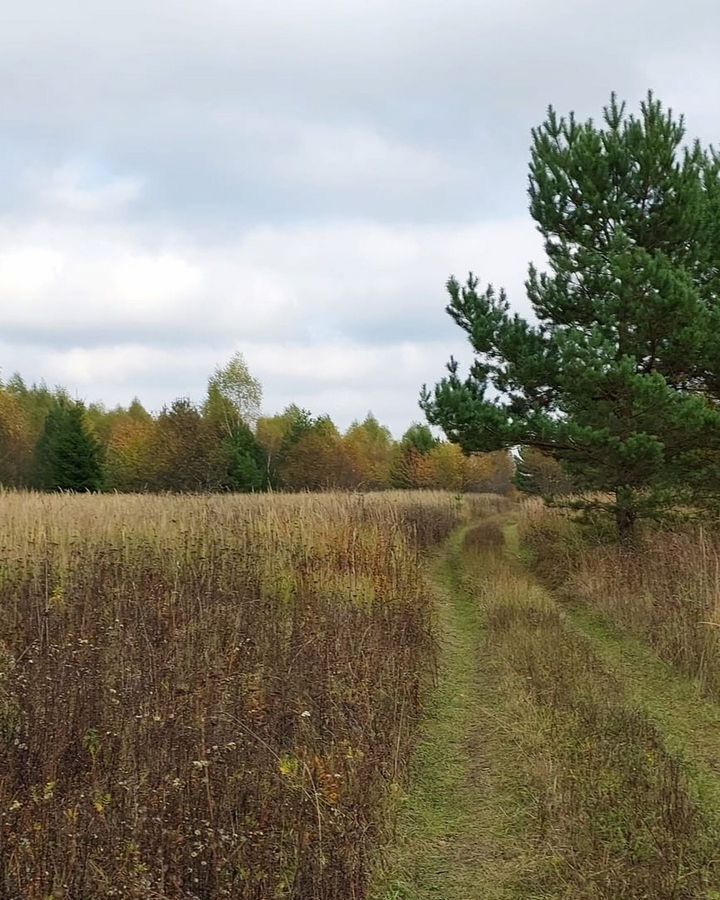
[519,501,720,699]
[0,490,479,900]
[377,509,720,899]
[7,490,720,899]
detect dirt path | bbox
[372,523,542,900]
[374,515,720,899]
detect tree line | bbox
[0,355,513,494]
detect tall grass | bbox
[461,520,717,898]
[0,491,462,899]
[519,502,720,699]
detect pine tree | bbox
[35,400,104,491]
[422,93,720,540]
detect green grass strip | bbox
[373,525,546,900]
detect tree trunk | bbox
[614,487,637,544]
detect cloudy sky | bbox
[1,0,718,434]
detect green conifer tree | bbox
[225,422,267,492]
[35,400,104,491]
[401,423,439,455]
[422,93,720,539]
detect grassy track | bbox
[373,522,543,899]
[375,514,720,899]
[567,604,720,833]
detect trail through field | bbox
[373,522,544,900]
[374,514,720,899]
[567,604,720,824]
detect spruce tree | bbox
[422,93,720,539]
[225,422,267,491]
[35,400,104,491]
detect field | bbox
[520,502,720,697]
[0,491,474,899]
[6,491,720,899]
[375,503,720,900]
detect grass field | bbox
[375,507,720,899]
[0,490,483,899]
[5,491,720,898]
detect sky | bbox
[1,0,719,435]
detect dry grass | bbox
[463,493,514,520]
[465,523,718,898]
[519,502,720,699]
[0,490,464,899]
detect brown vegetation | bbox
[0,491,465,899]
[461,520,718,898]
[519,502,720,699]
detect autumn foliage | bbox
[0,366,514,494]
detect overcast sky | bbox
[1,0,719,434]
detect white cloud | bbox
[0,247,64,294]
[48,344,168,385]
[45,164,143,214]
[0,220,297,340]
[1,0,717,435]
[271,123,456,191]
[110,253,202,308]
[0,214,541,342]
[0,214,540,432]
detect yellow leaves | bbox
[84,727,102,761]
[92,792,112,814]
[391,444,514,492]
[278,752,343,805]
[317,772,341,806]
[311,754,343,806]
[49,583,65,609]
[342,741,364,762]
[63,805,78,825]
[30,781,56,803]
[278,754,299,779]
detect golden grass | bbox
[463,520,718,898]
[0,490,471,899]
[519,502,720,699]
